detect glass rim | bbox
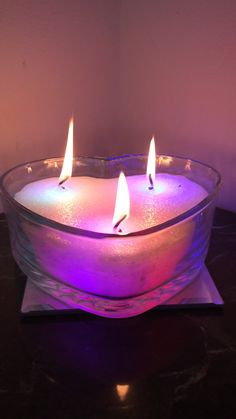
[0,154,221,238]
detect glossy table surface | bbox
[0,208,236,419]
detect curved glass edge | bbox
[0,154,221,239]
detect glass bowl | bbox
[0,154,220,318]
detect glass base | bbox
[20,264,203,318]
[21,265,223,316]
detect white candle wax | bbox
[14,174,208,298]
[15,174,207,233]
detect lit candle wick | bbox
[148,173,154,190]
[113,171,130,234]
[58,117,73,188]
[146,136,156,191]
[58,176,69,188]
[113,214,127,233]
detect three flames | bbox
[59,118,156,232]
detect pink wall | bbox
[1,0,236,211]
[0,0,118,167]
[118,0,236,211]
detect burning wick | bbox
[58,117,73,189]
[113,214,127,233]
[112,172,130,234]
[58,176,69,188]
[148,173,154,190]
[146,136,156,191]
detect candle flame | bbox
[146,136,156,189]
[116,384,130,402]
[113,172,130,231]
[59,117,74,185]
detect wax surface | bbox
[15,174,208,233]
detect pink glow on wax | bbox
[15,174,208,234]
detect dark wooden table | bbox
[0,208,236,419]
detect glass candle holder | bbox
[0,155,220,318]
